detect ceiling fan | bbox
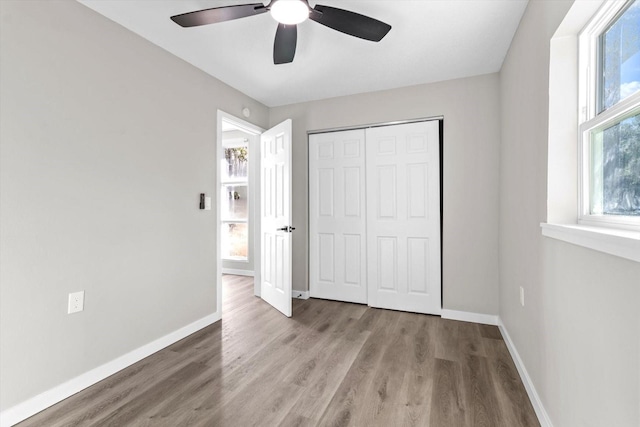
[170,0,392,64]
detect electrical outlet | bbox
[68,291,84,314]
[519,286,525,307]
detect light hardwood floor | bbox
[18,275,539,426]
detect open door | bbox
[260,119,293,317]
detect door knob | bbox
[276,226,296,232]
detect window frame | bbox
[578,0,640,231]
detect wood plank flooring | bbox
[18,275,539,426]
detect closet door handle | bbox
[276,226,295,232]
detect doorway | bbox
[216,111,294,319]
[216,111,263,317]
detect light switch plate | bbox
[204,196,212,210]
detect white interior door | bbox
[260,119,293,317]
[366,121,441,315]
[309,130,367,304]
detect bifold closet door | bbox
[309,130,367,304]
[309,121,441,315]
[365,121,441,315]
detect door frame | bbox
[216,110,264,318]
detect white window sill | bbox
[540,223,640,263]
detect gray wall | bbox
[270,73,502,315]
[0,0,268,410]
[499,1,640,426]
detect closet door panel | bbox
[309,130,367,304]
[366,121,441,315]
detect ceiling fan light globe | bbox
[271,0,309,25]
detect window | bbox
[221,143,250,261]
[543,0,640,263]
[579,0,640,229]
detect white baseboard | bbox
[0,312,221,427]
[498,317,553,427]
[292,290,309,300]
[222,268,254,277]
[441,309,499,325]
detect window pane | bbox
[221,184,248,221]
[221,223,248,260]
[590,112,640,216]
[222,146,249,180]
[599,0,640,112]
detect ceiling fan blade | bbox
[171,3,268,27]
[310,4,391,42]
[274,24,297,64]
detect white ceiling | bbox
[77,0,528,107]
